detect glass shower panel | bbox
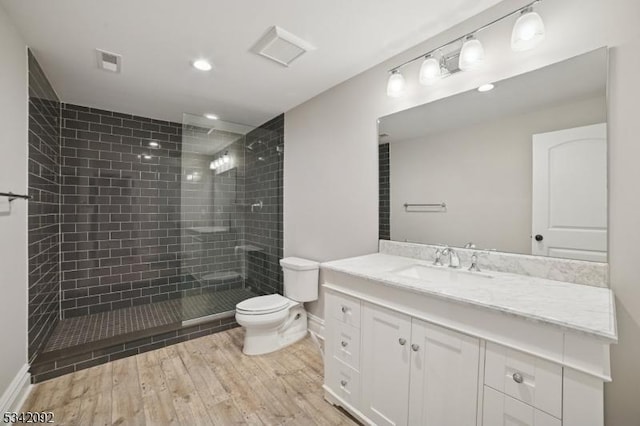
[179,114,257,323]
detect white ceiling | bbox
[1,0,503,126]
[379,48,608,142]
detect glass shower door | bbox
[179,114,256,324]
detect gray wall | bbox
[284,0,640,423]
[389,95,606,254]
[0,4,29,406]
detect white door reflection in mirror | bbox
[531,123,607,262]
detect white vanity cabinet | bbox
[326,295,481,426]
[322,260,614,426]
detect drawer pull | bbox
[340,380,348,387]
[341,340,348,347]
[399,338,407,346]
[341,306,348,313]
[411,344,420,352]
[512,372,524,384]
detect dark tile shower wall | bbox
[379,143,390,241]
[27,51,61,361]
[59,104,184,318]
[244,114,284,295]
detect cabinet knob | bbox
[341,341,348,347]
[340,380,348,387]
[411,344,420,352]
[398,338,407,346]
[341,306,348,313]
[512,372,524,384]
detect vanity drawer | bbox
[327,292,361,328]
[485,342,562,419]
[326,360,361,407]
[329,320,361,370]
[483,386,561,426]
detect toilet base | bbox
[241,307,308,356]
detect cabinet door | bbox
[361,303,412,426]
[408,319,480,426]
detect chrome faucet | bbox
[440,247,460,269]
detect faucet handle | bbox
[433,249,444,267]
[468,252,481,272]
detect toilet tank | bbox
[280,257,319,302]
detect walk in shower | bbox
[27,49,284,382]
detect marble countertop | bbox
[321,253,617,342]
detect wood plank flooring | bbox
[22,328,358,426]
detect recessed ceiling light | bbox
[204,113,219,120]
[478,83,495,92]
[192,59,212,71]
[148,141,159,148]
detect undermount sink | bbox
[391,264,494,284]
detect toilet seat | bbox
[236,294,291,315]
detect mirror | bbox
[378,48,608,262]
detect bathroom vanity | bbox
[321,245,616,426]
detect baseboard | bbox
[0,364,32,414]
[307,313,325,340]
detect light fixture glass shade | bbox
[419,56,442,86]
[458,36,485,71]
[209,161,216,170]
[511,9,545,51]
[386,71,406,98]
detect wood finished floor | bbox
[22,328,358,426]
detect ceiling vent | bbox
[96,49,122,73]
[252,26,315,67]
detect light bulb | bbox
[223,154,230,163]
[511,8,545,51]
[419,56,442,86]
[459,35,485,71]
[209,161,216,170]
[386,70,406,98]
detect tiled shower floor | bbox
[44,288,257,352]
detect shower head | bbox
[247,139,264,151]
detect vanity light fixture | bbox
[478,83,495,92]
[386,0,544,97]
[386,70,406,98]
[192,59,212,71]
[511,6,546,51]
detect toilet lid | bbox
[236,294,290,314]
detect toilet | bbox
[235,257,319,355]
